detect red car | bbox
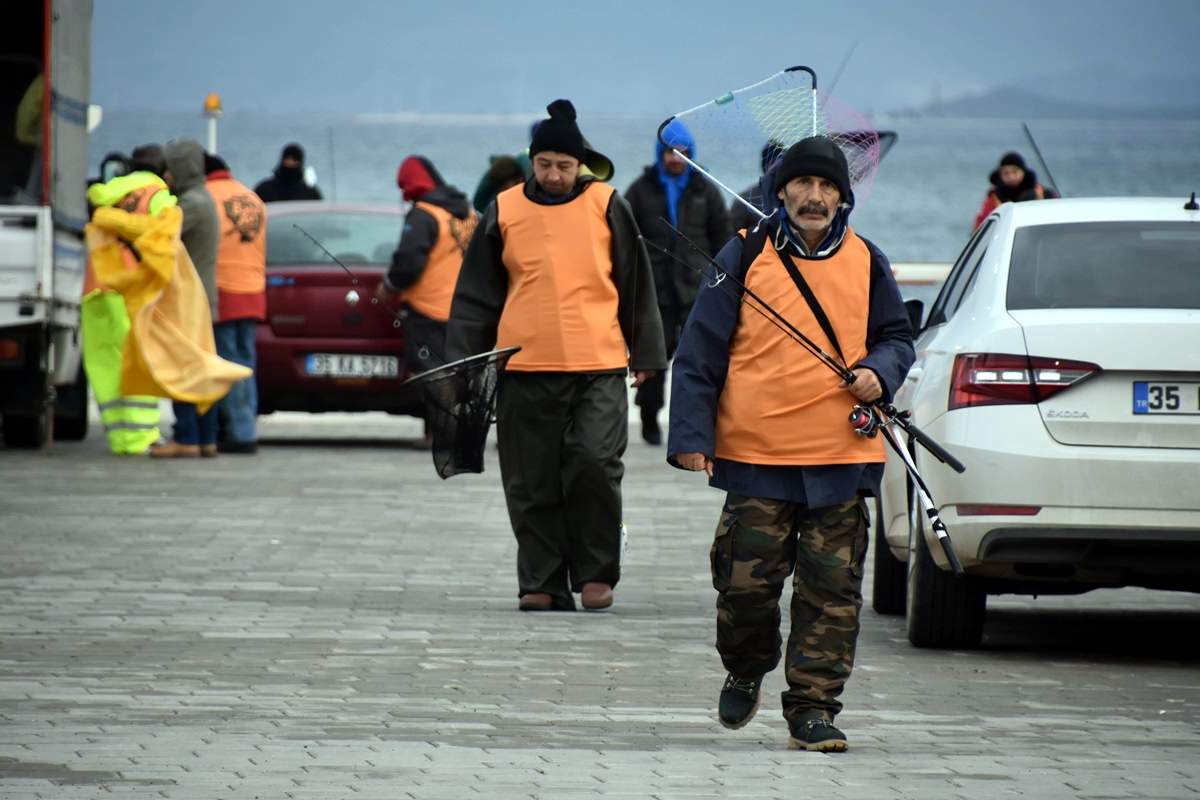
[256,202,421,416]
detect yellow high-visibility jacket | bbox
[86,205,251,413]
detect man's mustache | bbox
[797,202,829,216]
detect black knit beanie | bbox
[999,151,1027,170]
[129,143,166,176]
[529,99,586,161]
[773,136,851,201]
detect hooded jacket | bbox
[385,185,474,290]
[624,125,732,311]
[254,160,323,203]
[165,139,220,320]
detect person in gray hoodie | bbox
[150,138,223,458]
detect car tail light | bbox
[955,504,1041,516]
[0,338,20,361]
[949,353,1100,410]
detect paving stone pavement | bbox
[1,408,1198,799]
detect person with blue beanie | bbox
[623,119,732,444]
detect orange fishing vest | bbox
[495,182,627,372]
[207,177,267,295]
[715,228,885,466]
[401,201,478,322]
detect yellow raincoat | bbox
[86,205,251,413]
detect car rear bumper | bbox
[914,405,1200,588]
[255,325,420,415]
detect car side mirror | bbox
[904,299,925,334]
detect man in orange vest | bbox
[375,156,477,380]
[668,137,914,752]
[448,99,667,614]
[205,153,267,454]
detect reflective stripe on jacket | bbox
[80,290,160,454]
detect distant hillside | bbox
[894,86,1200,120]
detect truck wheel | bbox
[871,496,908,615]
[905,491,985,648]
[2,412,48,449]
[53,367,90,441]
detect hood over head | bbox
[655,118,696,163]
[396,155,446,202]
[280,142,305,165]
[164,139,206,192]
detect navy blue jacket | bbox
[666,227,914,506]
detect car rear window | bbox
[1007,221,1200,310]
[266,212,401,267]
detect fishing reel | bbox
[848,404,883,438]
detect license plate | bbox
[1132,381,1200,415]
[305,353,398,378]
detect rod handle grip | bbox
[906,419,966,474]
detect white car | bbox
[873,196,1200,648]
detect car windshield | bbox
[266,212,400,267]
[1007,221,1200,310]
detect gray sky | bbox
[92,0,1200,115]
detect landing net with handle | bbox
[400,346,520,479]
[658,65,887,220]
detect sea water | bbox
[90,110,1200,262]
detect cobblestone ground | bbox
[1,408,1198,799]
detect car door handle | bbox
[906,367,923,382]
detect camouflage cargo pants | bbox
[710,494,869,722]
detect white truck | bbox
[0,0,92,447]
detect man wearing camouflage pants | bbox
[666,137,914,751]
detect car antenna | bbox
[1185,192,1198,211]
[291,223,405,328]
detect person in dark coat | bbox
[447,99,667,614]
[972,151,1057,229]
[254,143,323,202]
[623,119,732,444]
[375,155,477,406]
[151,138,223,458]
[668,136,914,752]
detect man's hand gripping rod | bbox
[643,222,966,575]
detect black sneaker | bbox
[718,673,762,729]
[641,418,662,446]
[787,717,848,752]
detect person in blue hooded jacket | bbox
[623,119,732,444]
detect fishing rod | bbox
[644,223,966,575]
[1021,122,1063,197]
[292,223,405,328]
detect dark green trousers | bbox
[496,372,628,609]
[710,495,869,722]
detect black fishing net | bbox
[401,347,520,479]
